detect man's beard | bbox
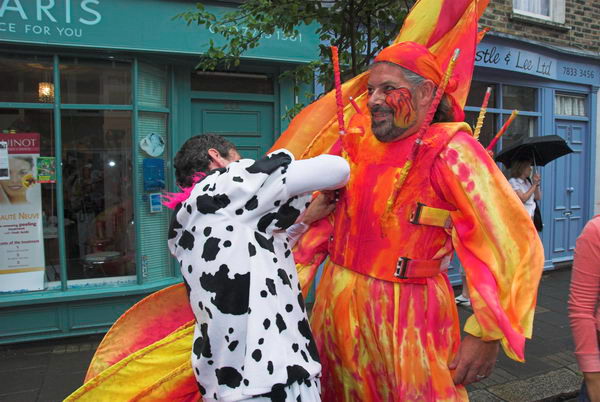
[370,105,410,142]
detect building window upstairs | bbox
[513,0,565,24]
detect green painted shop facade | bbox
[0,0,318,344]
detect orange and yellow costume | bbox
[273,0,543,400]
[67,0,543,401]
[291,118,543,400]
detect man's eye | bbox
[367,88,374,95]
[384,86,397,93]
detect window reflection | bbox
[60,58,131,105]
[466,82,497,109]
[0,54,54,103]
[503,85,536,111]
[499,115,536,151]
[61,110,135,280]
[464,110,497,150]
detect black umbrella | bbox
[494,135,573,168]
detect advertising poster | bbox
[37,156,56,183]
[0,141,8,180]
[0,133,45,292]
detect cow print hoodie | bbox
[168,150,323,401]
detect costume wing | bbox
[66,284,200,401]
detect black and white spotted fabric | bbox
[168,150,321,402]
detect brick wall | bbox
[481,0,600,54]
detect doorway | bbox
[191,99,275,160]
[549,120,588,263]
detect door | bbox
[191,99,275,159]
[549,121,587,263]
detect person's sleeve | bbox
[286,222,309,248]
[285,154,350,197]
[286,148,349,296]
[432,132,544,362]
[568,217,600,372]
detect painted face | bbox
[0,157,33,203]
[385,88,418,129]
[367,63,420,142]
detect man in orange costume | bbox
[282,4,545,402]
[68,1,543,401]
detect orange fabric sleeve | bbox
[432,131,544,362]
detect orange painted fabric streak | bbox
[312,261,465,401]
[435,133,545,359]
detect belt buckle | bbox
[394,257,411,279]
[409,202,425,225]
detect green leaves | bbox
[177,0,414,119]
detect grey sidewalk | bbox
[0,267,582,401]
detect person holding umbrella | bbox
[508,159,542,219]
[496,134,573,231]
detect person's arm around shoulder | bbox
[284,154,349,246]
[285,154,350,197]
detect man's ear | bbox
[207,148,226,169]
[417,80,437,106]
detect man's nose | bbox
[368,89,385,107]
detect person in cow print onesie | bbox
[167,134,349,401]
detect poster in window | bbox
[37,156,56,183]
[0,133,45,292]
[0,141,8,180]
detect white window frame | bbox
[513,0,565,24]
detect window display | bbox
[0,109,58,291]
[0,53,137,292]
[62,110,135,281]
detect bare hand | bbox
[532,172,541,186]
[584,372,600,401]
[301,191,338,225]
[448,334,500,385]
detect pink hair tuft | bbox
[162,171,207,209]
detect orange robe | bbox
[294,117,544,401]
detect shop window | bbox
[139,64,168,108]
[137,112,171,282]
[61,110,135,285]
[60,58,131,105]
[503,85,537,111]
[465,81,539,153]
[0,54,54,104]
[499,114,536,151]
[464,110,497,151]
[513,0,565,23]
[0,109,58,292]
[555,94,586,117]
[191,71,274,95]
[466,82,497,109]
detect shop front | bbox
[0,0,318,343]
[451,32,599,279]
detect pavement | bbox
[0,267,582,401]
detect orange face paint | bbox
[386,88,417,129]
